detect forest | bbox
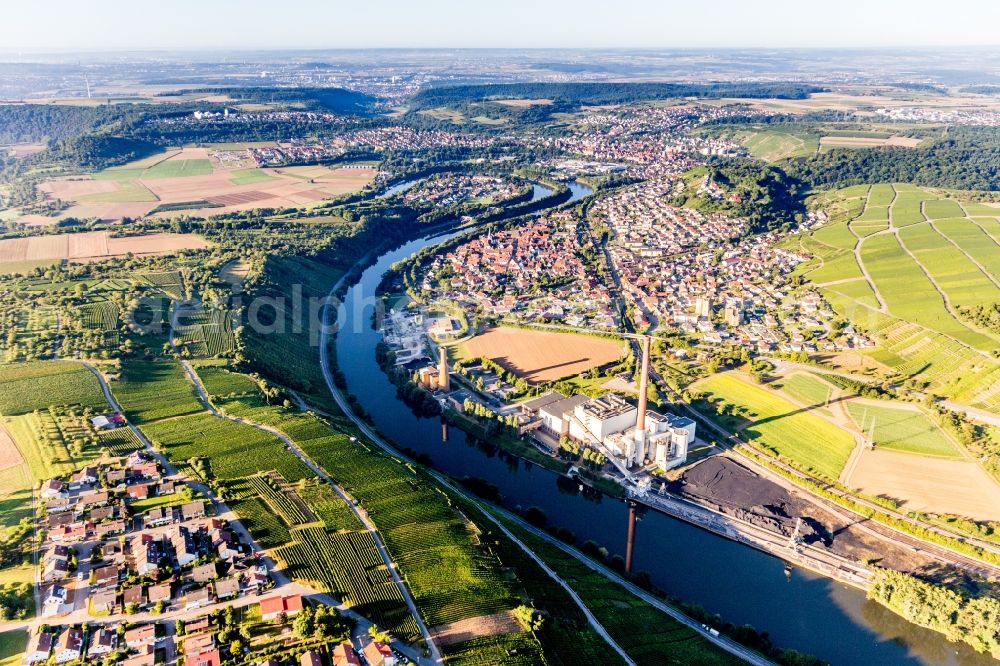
[409,81,825,109]
[787,128,1000,191]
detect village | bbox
[21,417,410,666]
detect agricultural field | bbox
[848,449,1000,521]
[770,373,836,409]
[96,427,143,456]
[0,361,106,415]
[0,423,32,531]
[693,372,855,479]
[111,360,204,423]
[277,526,421,641]
[457,327,626,384]
[4,408,102,481]
[192,364,263,400]
[25,148,377,223]
[0,231,210,271]
[269,408,527,641]
[844,401,959,458]
[819,135,922,149]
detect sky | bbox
[1,0,998,51]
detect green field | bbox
[4,409,102,481]
[230,168,278,186]
[740,128,818,161]
[0,361,106,415]
[860,233,996,351]
[771,373,836,408]
[695,372,855,479]
[845,402,960,458]
[0,630,26,666]
[112,360,204,423]
[141,159,213,179]
[899,224,1000,309]
[78,179,157,203]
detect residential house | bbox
[259,594,303,620]
[190,562,217,583]
[213,577,239,600]
[301,651,323,666]
[332,643,361,666]
[40,479,63,499]
[172,527,197,566]
[185,586,212,610]
[73,466,98,486]
[148,582,172,605]
[124,625,156,650]
[91,588,117,614]
[54,628,82,663]
[181,501,206,521]
[122,585,145,609]
[89,629,117,657]
[363,641,396,666]
[188,650,221,666]
[93,564,119,586]
[22,632,53,664]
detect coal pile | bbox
[673,457,819,539]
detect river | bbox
[333,181,992,666]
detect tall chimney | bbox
[438,346,450,392]
[636,336,651,432]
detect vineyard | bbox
[96,427,143,456]
[174,305,237,357]
[112,360,204,423]
[0,361,106,415]
[226,479,293,550]
[138,270,185,299]
[288,411,523,630]
[246,474,312,525]
[297,481,365,532]
[193,365,262,400]
[276,526,421,643]
[140,412,311,482]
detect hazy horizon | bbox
[2,0,999,51]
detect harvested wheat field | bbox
[0,423,25,472]
[847,448,1000,521]
[458,326,625,383]
[429,611,522,647]
[0,231,210,267]
[819,136,922,148]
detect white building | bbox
[539,395,590,438]
[569,394,636,444]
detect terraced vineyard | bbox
[174,305,237,357]
[798,184,1000,409]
